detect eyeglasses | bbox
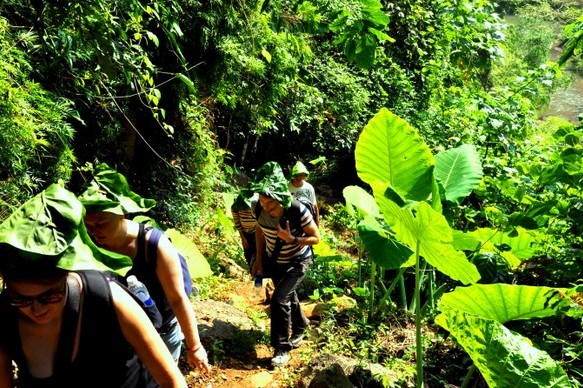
[7,287,67,308]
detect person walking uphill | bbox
[288,161,319,227]
[78,163,210,373]
[231,192,258,272]
[0,183,186,388]
[245,162,320,368]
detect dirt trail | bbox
[181,279,308,388]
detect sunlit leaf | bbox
[436,309,570,387]
[355,108,435,201]
[261,48,272,63]
[176,73,195,92]
[343,185,379,217]
[435,144,483,205]
[377,197,480,284]
[439,284,564,323]
[165,229,213,278]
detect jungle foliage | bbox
[2,0,583,385]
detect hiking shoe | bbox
[271,350,291,368]
[290,331,306,348]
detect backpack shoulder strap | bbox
[286,200,305,231]
[78,270,111,302]
[254,202,263,220]
[137,223,147,262]
[54,275,83,376]
[145,226,164,267]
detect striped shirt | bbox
[253,199,314,264]
[232,208,256,233]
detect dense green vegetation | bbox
[1,0,583,385]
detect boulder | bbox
[297,353,398,388]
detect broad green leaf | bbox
[343,185,379,217]
[354,35,376,70]
[368,27,393,43]
[377,197,480,284]
[165,229,213,278]
[221,192,237,217]
[358,216,413,268]
[355,108,435,201]
[439,284,563,323]
[470,227,539,267]
[435,309,571,388]
[434,144,483,205]
[361,0,390,26]
[452,230,481,251]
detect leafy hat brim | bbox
[78,163,156,215]
[0,183,132,274]
[242,162,292,208]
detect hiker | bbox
[231,192,258,272]
[288,161,320,227]
[246,162,320,368]
[0,183,186,387]
[79,163,210,373]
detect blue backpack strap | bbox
[146,227,193,296]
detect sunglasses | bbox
[7,287,67,308]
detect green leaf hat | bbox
[231,192,257,212]
[291,161,309,177]
[243,161,293,208]
[0,183,132,274]
[78,163,156,215]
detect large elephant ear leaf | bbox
[358,215,413,268]
[377,197,480,284]
[165,229,213,278]
[343,185,380,217]
[435,144,483,205]
[435,309,571,388]
[439,284,564,323]
[355,108,435,201]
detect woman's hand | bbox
[187,345,211,374]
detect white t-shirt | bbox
[288,181,317,205]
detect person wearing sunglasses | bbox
[0,184,187,388]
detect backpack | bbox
[41,270,158,386]
[295,196,317,223]
[145,227,194,297]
